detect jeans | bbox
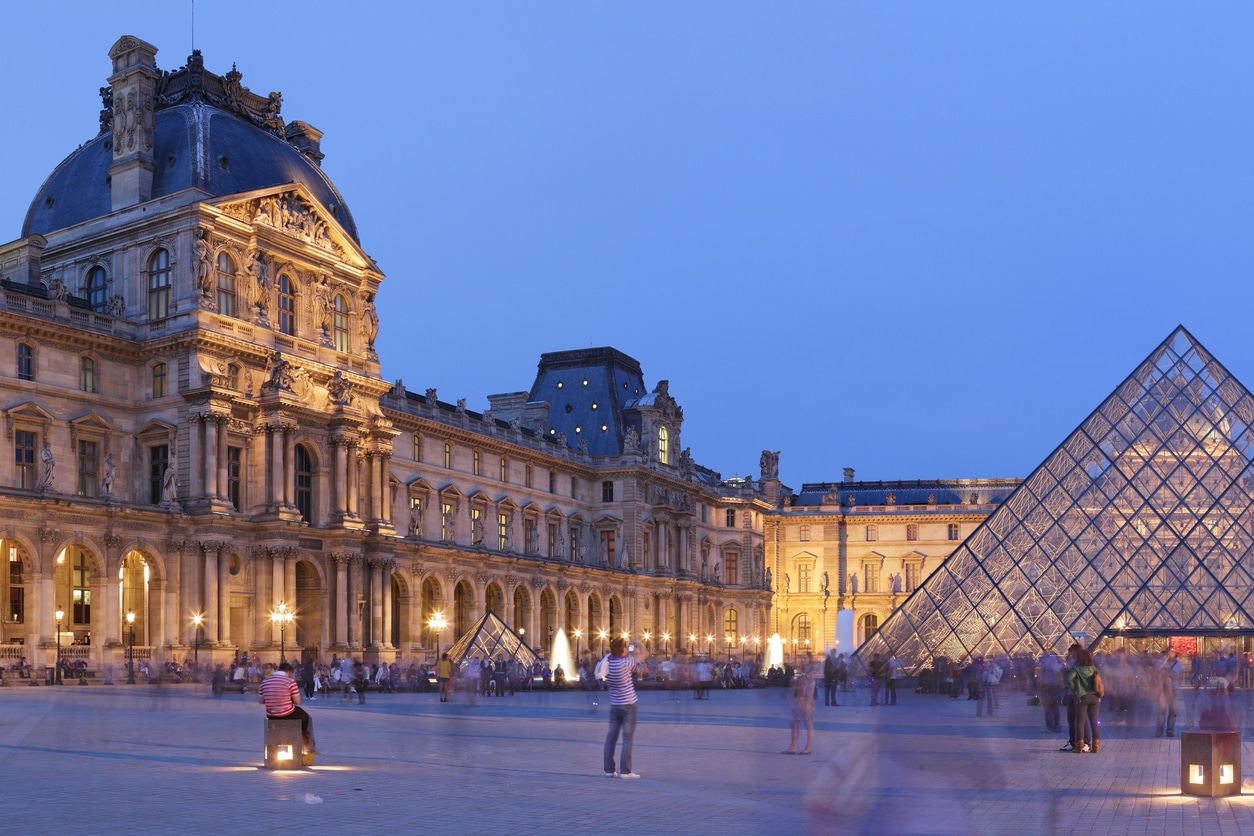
[604,703,638,774]
[824,679,838,706]
[1077,694,1100,747]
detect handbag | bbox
[1093,670,1105,699]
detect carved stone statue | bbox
[360,293,379,349]
[456,398,467,415]
[410,503,423,538]
[327,370,353,406]
[102,452,115,497]
[505,519,515,551]
[425,388,438,406]
[483,408,495,426]
[48,277,67,301]
[577,438,589,454]
[39,442,55,491]
[759,450,779,479]
[263,91,284,133]
[194,231,215,299]
[246,249,270,318]
[600,540,610,566]
[849,573,859,594]
[556,529,566,559]
[105,294,126,318]
[471,515,484,545]
[623,426,640,452]
[443,508,456,543]
[262,352,294,394]
[765,567,772,590]
[577,541,587,563]
[509,417,521,432]
[161,461,177,504]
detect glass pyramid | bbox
[857,327,1254,672]
[446,610,539,668]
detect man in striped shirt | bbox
[259,661,315,761]
[603,636,650,779]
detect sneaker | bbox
[605,772,618,778]
[620,772,641,779]
[1059,743,1073,751]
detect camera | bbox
[628,644,635,653]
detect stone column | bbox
[370,559,384,648]
[283,428,296,507]
[204,416,219,500]
[333,554,348,648]
[164,540,182,648]
[270,550,283,643]
[284,552,297,612]
[347,444,360,517]
[216,414,229,502]
[333,439,347,517]
[202,543,219,644]
[347,556,360,647]
[189,414,203,499]
[268,426,283,509]
[150,579,167,651]
[380,455,392,524]
[217,544,231,646]
[381,562,393,649]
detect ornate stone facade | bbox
[0,37,771,671]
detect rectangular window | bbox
[412,435,422,462]
[473,450,481,476]
[798,564,811,593]
[77,440,98,498]
[470,508,482,543]
[724,608,738,640]
[152,363,167,398]
[948,523,960,541]
[444,442,452,469]
[866,525,878,542]
[72,551,90,625]
[9,587,23,623]
[17,344,33,381]
[549,470,556,494]
[569,527,579,561]
[799,525,810,542]
[526,465,533,489]
[548,522,557,558]
[602,480,614,502]
[862,562,878,594]
[500,456,507,482]
[570,476,577,499]
[150,444,168,505]
[227,446,242,510]
[724,552,738,586]
[498,513,508,551]
[15,430,36,490]
[524,517,536,553]
[9,547,21,584]
[80,357,96,393]
[726,509,736,528]
[700,504,707,523]
[905,563,920,593]
[441,502,453,541]
[600,530,615,566]
[906,524,919,541]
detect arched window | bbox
[295,444,313,523]
[277,273,296,335]
[147,248,171,319]
[658,426,669,464]
[332,294,350,352]
[860,613,878,644]
[16,343,33,381]
[86,266,108,312]
[79,357,96,393]
[152,363,167,398]
[215,252,237,317]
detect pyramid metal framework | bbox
[857,327,1254,673]
[445,610,539,668]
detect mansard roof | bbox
[528,347,648,458]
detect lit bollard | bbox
[1181,732,1241,797]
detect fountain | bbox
[767,633,785,669]
[549,628,576,687]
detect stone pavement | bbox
[2,680,1254,834]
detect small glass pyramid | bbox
[857,327,1254,671]
[445,610,539,668]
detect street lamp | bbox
[126,610,136,684]
[191,613,203,668]
[643,631,651,651]
[706,635,713,655]
[598,629,608,657]
[661,633,670,656]
[54,606,64,685]
[790,637,798,665]
[573,629,582,664]
[428,611,448,658]
[725,634,734,660]
[271,602,294,663]
[740,635,747,661]
[688,634,697,656]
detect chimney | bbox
[843,467,855,483]
[107,35,159,210]
[285,121,325,168]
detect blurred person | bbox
[1067,647,1103,753]
[783,652,817,755]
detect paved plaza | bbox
[3,680,1254,834]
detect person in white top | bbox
[602,636,650,778]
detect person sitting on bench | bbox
[259,662,315,759]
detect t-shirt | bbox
[259,672,299,717]
[606,655,641,706]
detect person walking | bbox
[1067,647,1103,753]
[783,652,817,755]
[259,661,315,765]
[1155,649,1182,738]
[823,651,840,707]
[603,636,650,779]
[885,654,902,706]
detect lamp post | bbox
[661,633,670,657]
[740,635,747,662]
[598,630,608,658]
[688,634,697,656]
[791,637,798,665]
[428,611,448,658]
[125,610,136,684]
[643,631,651,652]
[548,625,554,655]
[191,613,203,668]
[725,634,734,661]
[573,629,582,664]
[54,606,64,685]
[271,602,294,663]
[706,635,713,656]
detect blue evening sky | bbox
[6,3,1254,490]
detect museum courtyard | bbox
[2,679,1252,834]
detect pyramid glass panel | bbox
[856,328,1254,672]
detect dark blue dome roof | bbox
[23,101,358,242]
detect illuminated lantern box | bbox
[264,717,306,770]
[1181,732,1241,797]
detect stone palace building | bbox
[0,36,777,672]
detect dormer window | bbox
[333,294,350,353]
[278,274,296,335]
[658,426,669,464]
[147,249,171,320]
[86,266,107,313]
[215,253,237,317]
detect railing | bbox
[0,644,25,661]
